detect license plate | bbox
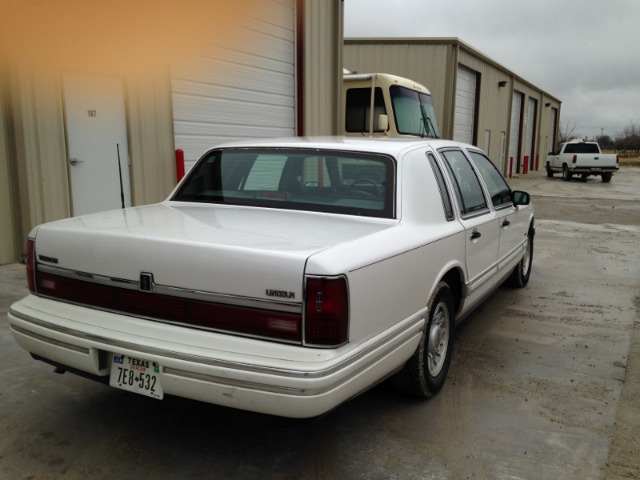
[591,168,602,173]
[109,353,164,399]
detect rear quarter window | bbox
[427,152,455,220]
[439,149,488,216]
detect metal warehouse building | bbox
[344,38,561,176]
[0,0,343,265]
[0,5,560,266]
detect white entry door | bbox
[63,73,131,216]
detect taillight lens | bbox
[572,155,577,164]
[26,238,36,292]
[34,271,302,343]
[616,154,619,164]
[305,276,349,347]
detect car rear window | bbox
[172,148,396,218]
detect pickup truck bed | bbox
[546,142,618,182]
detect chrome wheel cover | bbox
[427,301,450,377]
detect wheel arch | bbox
[440,267,464,315]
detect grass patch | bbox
[620,157,640,166]
[603,150,640,166]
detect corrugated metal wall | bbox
[126,70,176,207]
[0,66,177,264]
[300,0,342,136]
[509,91,523,171]
[0,67,19,263]
[514,79,550,173]
[8,67,71,250]
[457,47,514,164]
[0,1,343,264]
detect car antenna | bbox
[117,143,125,209]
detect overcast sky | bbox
[344,0,640,140]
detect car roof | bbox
[209,136,475,158]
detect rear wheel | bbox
[562,165,573,182]
[391,282,455,397]
[602,172,612,183]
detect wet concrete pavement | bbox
[1,167,639,479]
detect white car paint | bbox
[9,137,534,418]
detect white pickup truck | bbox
[546,141,619,182]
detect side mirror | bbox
[512,190,530,206]
[377,114,389,131]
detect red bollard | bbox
[535,154,539,171]
[523,156,529,174]
[175,149,185,183]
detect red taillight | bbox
[616,154,619,164]
[572,155,577,164]
[304,276,349,347]
[34,272,302,343]
[26,239,36,292]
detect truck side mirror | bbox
[377,114,389,131]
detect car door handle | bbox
[470,230,481,240]
[501,220,511,227]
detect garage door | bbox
[508,91,523,172]
[453,66,477,144]
[172,0,296,171]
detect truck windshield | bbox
[390,86,440,138]
[172,148,396,219]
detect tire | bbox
[391,281,455,397]
[581,174,588,182]
[562,165,573,182]
[506,223,534,288]
[602,172,612,183]
[546,162,553,178]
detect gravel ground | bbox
[509,166,640,479]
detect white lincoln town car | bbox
[9,137,534,418]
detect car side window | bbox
[467,151,513,209]
[426,152,454,221]
[439,149,488,216]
